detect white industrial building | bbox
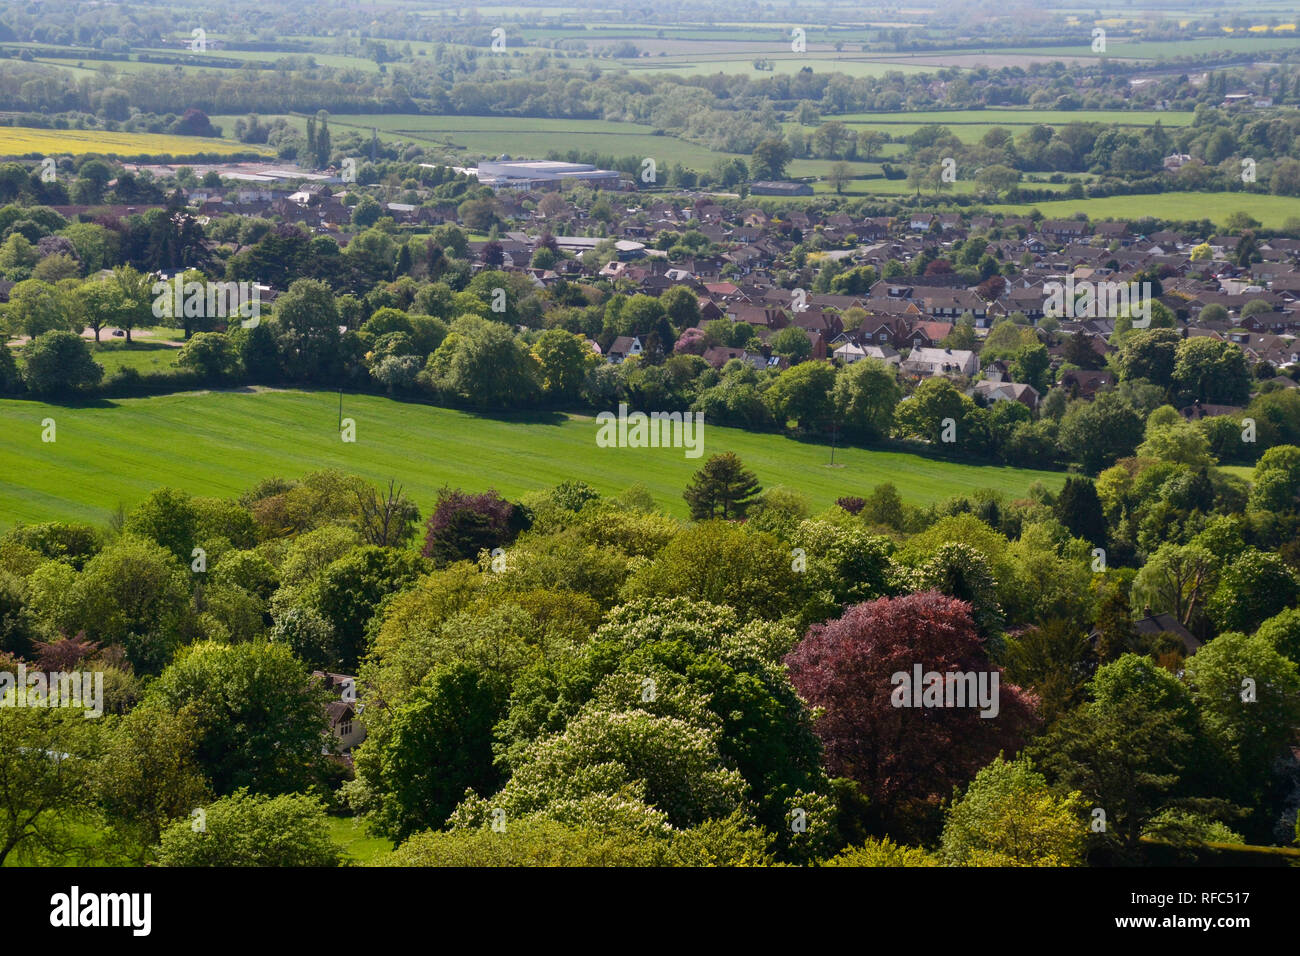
[474,159,623,190]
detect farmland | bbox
[0,126,268,159]
[987,190,1300,228]
[0,389,1066,529]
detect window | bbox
[339,720,352,736]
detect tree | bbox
[353,479,420,548]
[426,316,541,408]
[833,358,901,441]
[97,705,209,855]
[1010,341,1051,393]
[68,535,194,675]
[940,756,1088,866]
[1130,542,1219,632]
[1185,632,1300,820]
[785,592,1037,832]
[1058,392,1144,473]
[893,377,972,445]
[764,360,836,430]
[422,487,529,565]
[1054,476,1107,547]
[177,331,242,381]
[310,546,428,672]
[533,328,595,402]
[110,265,154,343]
[274,278,342,383]
[826,161,852,194]
[1206,548,1300,634]
[3,279,69,339]
[1030,655,1200,855]
[72,279,128,344]
[156,790,340,866]
[0,707,101,865]
[358,662,511,841]
[143,641,331,796]
[813,121,852,158]
[770,324,813,361]
[974,164,1021,197]
[623,522,795,621]
[124,487,199,563]
[683,452,762,520]
[1172,338,1252,406]
[21,330,103,396]
[751,137,792,181]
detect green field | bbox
[328,816,393,864]
[835,109,1196,127]
[0,389,1066,528]
[987,190,1300,228]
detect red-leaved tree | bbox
[785,591,1037,829]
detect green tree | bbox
[357,662,511,841]
[1058,392,1144,473]
[144,641,331,796]
[1054,476,1107,547]
[765,360,836,429]
[0,707,101,865]
[941,756,1088,866]
[1010,341,1051,393]
[274,278,342,383]
[97,705,210,855]
[1185,631,1300,815]
[1031,655,1199,855]
[833,358,901,441]
[1172,338,1252,406]
[683,452,762,520]
[751,137,792,180]
[1207,548,1300,634]
[21,330,103,396]
[156,790,340,866]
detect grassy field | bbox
[328,816,394,864]
[835,109,1196,128]
[0,126,268,159]
[987,191,1300,228]
[0,389,1066,528]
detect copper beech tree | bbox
[785,591,1038,834]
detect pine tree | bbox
[1055,476,1107,548]
[683,452,762,520]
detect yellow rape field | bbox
[0,126,268,159]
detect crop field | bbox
[0,126,268,159]
[834,109,1197,128]
[987,190,1300,228]
[0,389,1066,528]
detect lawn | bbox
[986,191,1300,228]
[0,389,1066,528]
[328,816,394,864]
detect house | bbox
[833,342,900,365]
[973,379,1040,410]
[1088,612,1201,658]
[312,671,367,754]
[1040,219,1090,242]
[607,336,643,363]
[1060,368,1113,398]
[902,346,979,378]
